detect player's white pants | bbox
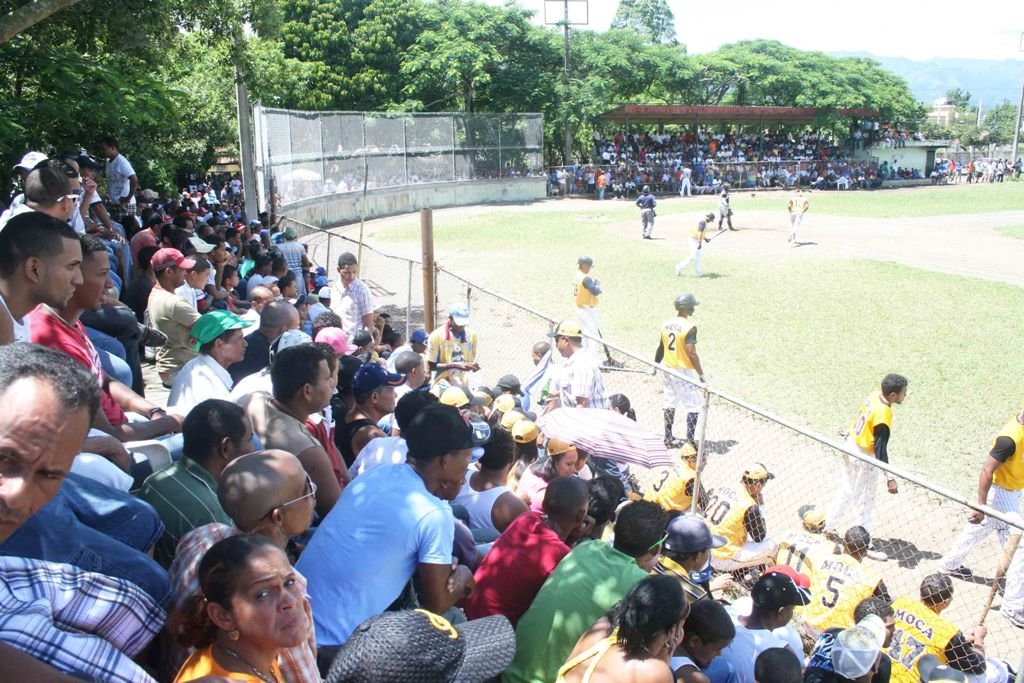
[965,658,1009,683]
[680,179,691,196]
[712,537,779,572]
[940,484,1022,571]
[641,209,655,237]
[825,443,880,534]
[789,212,803,241]
[662,366,701,411]
[676,238,703,277]
[577,306,600,360]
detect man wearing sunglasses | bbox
[167,449,319,682]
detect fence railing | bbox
[284,214,1024,666]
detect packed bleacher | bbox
[0,142,1020,683]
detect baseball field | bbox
[360,182,1024,493]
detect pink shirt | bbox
[516,468,549,514]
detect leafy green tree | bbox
[945,87,972,110]
[610,0,676,45]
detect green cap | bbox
[191,310,253,350]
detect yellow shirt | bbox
[888,596,961,683]
[709,485,756,560]
[992,416,1024,490]
[644,463,696,512]
[690,220,708,240]
[659,317,696,370]
[425,323,479,386]
[174,644,284,682]
[788,197,809,214]
[775,529,836,585]
[801,554,881,630]
[574,270,599,308]
[849,391,893,453]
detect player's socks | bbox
[686,412,699,442]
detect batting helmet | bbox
[705,212,716,221]
[577,256,593,266]
[642,185,650,193]
[674,293,699,310]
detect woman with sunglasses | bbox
[556,575,689,683]
[172,535,309,683]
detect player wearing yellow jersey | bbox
[572,256,602,361]
[802,527,890,633]
[939,408,1024,629]
[675,212,714,278]
[774,505,839,585]
[708,464,778,573]
[425,303,480,388]
[645,442,708,513]
[655,294,704,449]
[824,373,908,561]
[888,574,993,683]
[787,190,809,244]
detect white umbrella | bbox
[537,407,672,468]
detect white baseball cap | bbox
[14,151,47,171]
[187,236,214,254]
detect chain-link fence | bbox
[285,214,1024,668]
[253,106,545,209]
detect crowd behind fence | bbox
[253,106,546,207]
[285,214,1024,667]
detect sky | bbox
[481,0,1024,62]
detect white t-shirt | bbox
[0,291,29,342]
[718,605,803,682]
[167,354,234,414]
[296,463,453,646]
[350,436,408,477]
[106,154,136,203]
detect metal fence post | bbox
[406,260,413,339]
[689,388,712,516]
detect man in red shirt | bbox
[463,475,589,626]
[30,236,183,459]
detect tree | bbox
[0,0,84,44]
[945,87,972,110]
[610,0,676,45]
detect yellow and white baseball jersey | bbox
[425,324,479,386]
[992,416,1024,490]
[708,485,757,560]
[788,197,809,214]
[644,462,697,512]
[659,318,696,370]
[690,220,708,240]
[888,596,960,683]
[775,529,836,585]
[801,554,882,630]
[573,270,599,308]
[849,391,893,453]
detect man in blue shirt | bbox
[636,185,657,239]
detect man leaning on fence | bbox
[329,251,375,336]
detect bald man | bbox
[229,299,300,382]
[240,285,274,335]
[167,449,318,681]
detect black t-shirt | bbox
[229,329,271,383]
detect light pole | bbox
[1012,32,1024,166]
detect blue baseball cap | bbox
[352,363,405,395]
[410,329,428,345]
[314,275,329,288]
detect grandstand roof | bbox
[599,104,881,126]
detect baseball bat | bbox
[979,532,1021,625]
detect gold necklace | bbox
[218,644,279,683]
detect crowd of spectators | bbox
[0,140,1017,683]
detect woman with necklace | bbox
[172,535,309,683]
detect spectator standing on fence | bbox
[636,185,657,239]
[656,293,705,449]
[277,226,311,289]
[546,320,607,410]
[676,212,713,278]
[425,303,479,388]
[938,408,1024,628]
[573,256,602,361]
[329,252,375,335]
[824,374,908,562]
[787,190,809,245]
[99,137,137,223]
[718,187,735,231]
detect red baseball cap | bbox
[765,564,811,589]
[151,248,196,272]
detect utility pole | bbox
[561,0,572,165]
[233,27,258,222]
[1012,33,1024,166]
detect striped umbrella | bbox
[537,407,673,469]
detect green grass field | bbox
[369,183,1024,491]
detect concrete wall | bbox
[281,178,547,229]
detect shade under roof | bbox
[599,104,881,127]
